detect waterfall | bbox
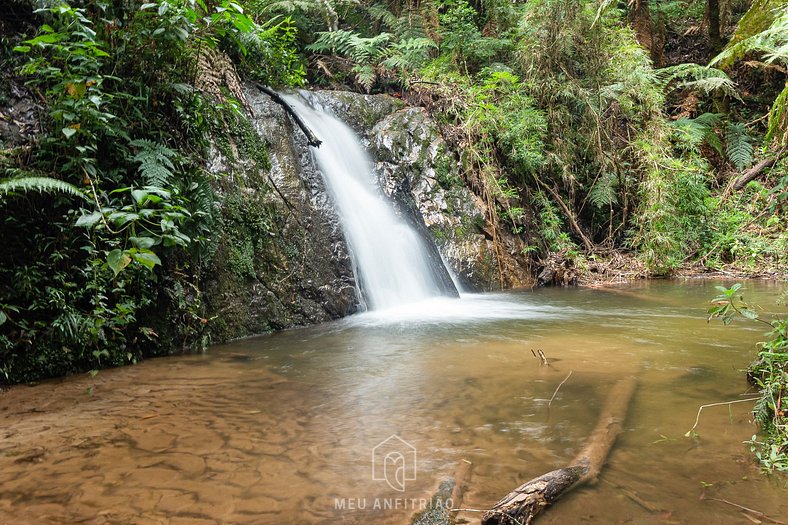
[281,91,459,310]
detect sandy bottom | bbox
[1,280,787,524]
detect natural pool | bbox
[1,279,786,524]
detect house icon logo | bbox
[371,434,417,492]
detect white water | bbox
[282,92,457,310]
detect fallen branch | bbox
[482,377,637,525]
[701,495,788,525]
[683,397,759,437]
[531,349,549,367]
[253,83,322,148]
[732,149,786,190]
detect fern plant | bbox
[307,30,390,90]
[656,63,741,100]
[724,122,755,170]
[712,2,788,147]
[669,113,754,170]
[0,175,87,200]
[129,139,180,186]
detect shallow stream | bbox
[1,280,786,524]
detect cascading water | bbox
[281,91,459,310]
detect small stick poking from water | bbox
[547,371,573,411]
[532,349,549,366]
[684,398,759,437]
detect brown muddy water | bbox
[1,280,787,525]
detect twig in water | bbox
[702,495,787,525]
[684,398,759,437]
[548,371,573,411]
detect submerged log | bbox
[254,83,322,148]
[482,377,637,525]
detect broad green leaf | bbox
[740,308,760,320]
[0,311,6,326]
[62,127,77,138]
[132,189,149,204]
[129,236,156,249]
[25,33,63,45]
[107,249,132,276]
[75,211,102,228]
[131,250,161,270]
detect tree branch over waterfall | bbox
[254,83,322,148]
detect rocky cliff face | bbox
[203,86,513,341]
[305,90,504,291]
[202,87,358,342]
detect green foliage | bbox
[307,23,435,90]
[439,0,510,74]
[0,175,87,200]
[630,131,714,273]
[712,2,788,147]
[724,122,754,170]
[657,63,741,100]
[0,0,304,383]
[708,284,788,472]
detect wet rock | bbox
[202,86,359,341]
[203,86,525,341]
[324,94,504,291]
[0,81,40,149]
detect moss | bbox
[209,108,271,175]
[434,151,461,189]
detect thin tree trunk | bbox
[708,0,722,55]
[629,0,655,59]
[540,183,595,253]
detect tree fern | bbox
[0,176,87,200]
[129,139,178,186]
[711,1,788,68]
[724,122,754,170]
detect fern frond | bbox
[588,171,618,208]
[724,122,754,170]
[669,113,726,154]
[130,139,179,186]
[0,176,87,200]
[656,63,740,100]
[712,2,788,68]
[352,64,377,92]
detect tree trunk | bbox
[708,0,722,55]
[629,0,662,66]
[482,377,637,525]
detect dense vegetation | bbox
[709,284,787,471]
[0,0,305,381]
